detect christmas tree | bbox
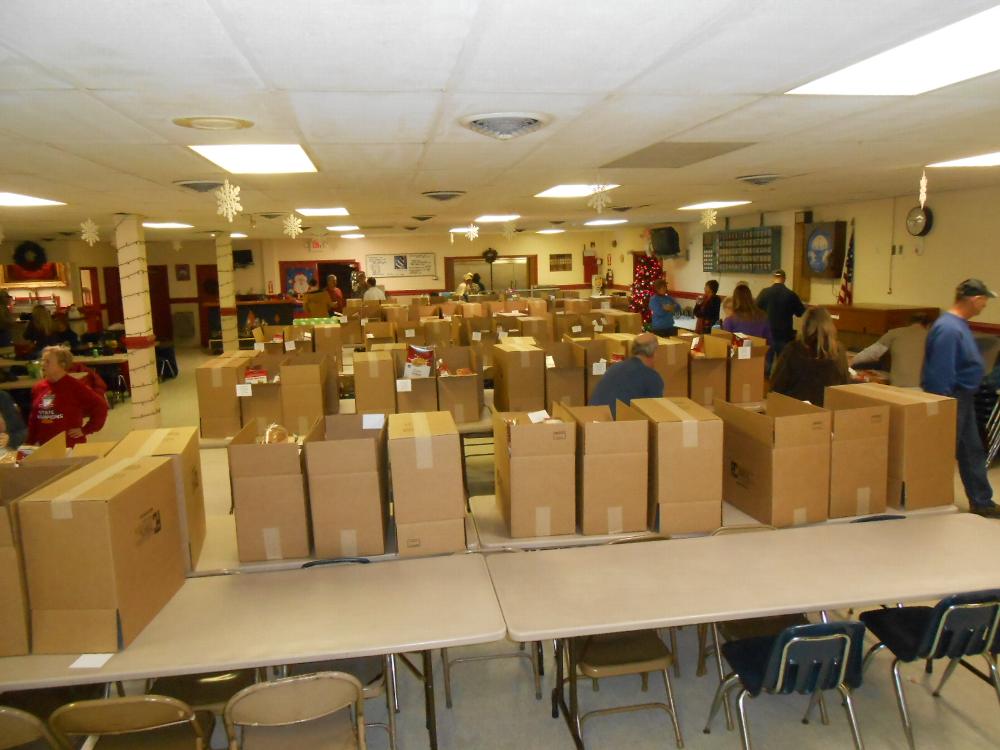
[630,253,664,327]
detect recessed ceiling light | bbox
[230,232,247,238]
[678,201,751,210]
[461,112,547,140]
[173,116,254,131]
[584,219,628,226]
[475,214,521,223]
[326,224,360,231]
[296,207,349,216]
[341,233,365,239]
[142,222,193,229]
[787,6,1000,96]
[0,192,65,207]
[189,144,317,174]
[927,150,1000,167]
[449,227,472,233]
[536,228,566,234]
[535,184,621,198]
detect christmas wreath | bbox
[13,241,47,271]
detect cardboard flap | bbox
[388,411,457,440]
[228,422,303,477]
[107,427,197,460]
[699,335,730,359]
[279,353,330,385]
[24,432,68,462]
[772,410,832,447]
[714,399,775,444]
[632,397,718,424]
[830,404,890,440]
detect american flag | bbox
[837,224,855,305]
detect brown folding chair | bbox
[0,705,61,750]
[49,694,213,749]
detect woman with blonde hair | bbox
[22,304,60,354]
[769,306,849,406]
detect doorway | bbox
[147,265,173,340]
[317,262,358,298]
[102,266,123,325]
[78,266,102,332]
[196,264,219,348]
[445,255,537,293]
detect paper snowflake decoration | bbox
[449,231,455,245]
[502,222,516,241]
[80,219,100,247]
[587,186,614,213]
[215,179,243,223]
[465,224,479,241]
[700,209,718,230]
[283,213,303,239]
[172,240,183,252]
[919,169,928,209]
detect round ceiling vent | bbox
[461,112,547,140]
[172,116,254,131]
[422,190,466,201]
[736,173,780,186]
[175,180,225,193]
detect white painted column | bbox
[215,235,238,352]
[113,215,161,428]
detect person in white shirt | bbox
[363,276,388,301]
[849,313,930,387]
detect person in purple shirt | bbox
[721,283,772,343]
[922,278,997,517]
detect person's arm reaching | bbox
[850,339,889,367]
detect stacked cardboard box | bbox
[519,316,553,343]
[422,319,454,346]
[655,337,689,398]
[824,383,955,510]
[603,309,643,333]
[19,457,185,653]
[555,404,648,535]
[493,340,545,412]
[388,412,466,556]
[354,351,397,414]
[823,397,890,518]
[689,335,729,407]
[238,353,285,435]
[196,353,252,438]
[493,412,576,538]
[436,346,484,424]
[566,337,612,400]
[228,422,313,562]
[305,415,389,557]
[363,321,396,348]
[543,342,585,412]
[281,353,333,434]
[711,330,767,404]
[716,393,831,527]
[625,398,722,534]
[564,298,593,314]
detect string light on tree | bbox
[283,213,303,239]
[215,179,243,223]
[80,219,100,247]
[700,209,718,230]
[629,253,665,328]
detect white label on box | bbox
[607,506,624,535]
[545,355,556,369]
[405,328,416,338]
[593,324,604,332]
[395,378,412,392]
[926,401,939,416]
[360,318,368,325]
[236,383,253,397]
[498,330,508,340]
[571,325,582,333]
[856,487,871,516]
[262,527,283,560]
[527,410,549,423]
[366,332,374,339]
[471,331,483,341]
[304,331,313,339]
[737,347,751,360]
[253,342,265,351]
[284,341,296,351]
[362,414,386,430]
[70,654,113,669]
[592,360,607,376]
[535,506,552,537]
[340,529,359,557]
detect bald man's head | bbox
[632,333,658,365]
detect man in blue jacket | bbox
[589,333,664,417]
[922,279,997,517]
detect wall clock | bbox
[906,206,933,237]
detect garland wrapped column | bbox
[215,235,237,353]
[113,215,161,428]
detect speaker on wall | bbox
[651,226,680,256]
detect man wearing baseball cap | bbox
[922,278,998,517]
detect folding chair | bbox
[704,621,866,750]
[861,588,1000,749]
[49,694,213,749]
[223,671,365,750]
[0,705,61,750]
[148,669,260,715]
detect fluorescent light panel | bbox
[474,214,520,222]
[230,232,247,238]
[326,225,360,231]
[0,192,65,207]
[341,233,365,239]
[143,222,193,229]
[787,6,1000,96]
[536,228,566,234]
[449,227,473,233]
[535,184,620,198]
[189,144,317,174]
[678,200,751,210]
[928,150,1000,167]
[296,207,349,216]
[584,219,627,226]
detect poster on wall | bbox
[0,262,69,288]
[281,262,319,296]
[365,253,437,279]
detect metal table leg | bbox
[551,638,585,749]
[422,650,438,750]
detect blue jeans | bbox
[956,389,994,508]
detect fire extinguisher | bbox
[604,267,614,286]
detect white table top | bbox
[487,513,1000,642]
[471,495,658,550]
[0,553,504,692]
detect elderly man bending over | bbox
[588,333,664,417]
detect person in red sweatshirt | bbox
[27,346,108,447]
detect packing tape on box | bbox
[655,398,700,448]
[535,506,551,537]
[411,412,434,470]
[666,344,676,366]
[136,427,172,456]
[741,383,751,403]
[853,383,942,415]
[856,487,871,516]
[50,498,74,520]
[454,402,466,422]
[211,367,222,388]
[702,387,714,406]
[607,506,624,535]
[263,527,283,560]
[48,458,137,519]
[367,357,380,378]
[793,507,807,526]
[340,529,359,557]
[520,351,531,368]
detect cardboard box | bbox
[689,335,729,407]
[395,371,438,414]
[711,330,767,404]
[363,321,396,349]
[457,302,484,318]
[462,316,493,346]
[436,346,484,424]
[423,319,454,346]
[239,381,283,436]
[543,342,585,413]
[313,325,344,355]
[824,383,955,510]
[493,313,523,337]
[525,298,549,317]
[228,422,312,562]
[625,398,723,535]
[826,402,890,518]
[554,404,648,535]
[604,310,643,334]
[106,427,206,572]
[382,304,410,325]
[396,517,466,557]
[493,412,576,538]
[653,337,689,398]
[519,316,553,343]
[554,312,582,340]
[596,332,634,359]
[579,311,611,334]
[338,320,364,346]
[493,341,545,412]
[398,323,426,345]
[304,415,388,557]
[281,353,330,435]
[196,354,251,438]
[564,298,593,314]
[567,338,612,400]
[388,412,465,524]
[354,351,397,415]
[716,393,831,528]
[19,457,185,653]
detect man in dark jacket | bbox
[756,269,805,363]
[589,333,664,416]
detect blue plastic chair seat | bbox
[859,606,934,663]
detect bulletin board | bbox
[365,253,437,279]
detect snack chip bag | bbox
[404,344,435,378]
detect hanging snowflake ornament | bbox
[283,213,303,239]
[450,231,454,245]
[172,240,183,252]
[502,222,516,241]
[80,218,100,247]
[700,209,718,230]
[919,169,928,209]
[587,186,614,214]
[215,179,243,223]
[465,224,479,241]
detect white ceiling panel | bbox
[430,92,603,142]
[0,91,163,143]
[0,44,73,90]
[63,144,223,183]
[290,92,441,143]
[309,144,424,173]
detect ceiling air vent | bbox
[736,173,780,186]
[257,212,284,219]
[461,112,547,141]
[175,180,225,193]
[412,215,434,221]
[422,190,465,201]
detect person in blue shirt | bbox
[649,279,680,337]
[922,278,997,517]
[589,333,664,416]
